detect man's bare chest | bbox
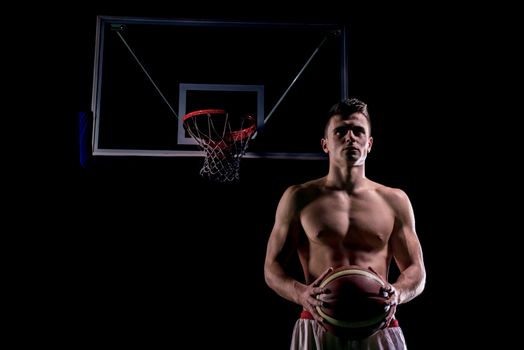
[300,194,395,244]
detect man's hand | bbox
[381,283,399,306]
[297,266,333,328]
[380,283,398,326]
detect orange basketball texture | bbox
[316,266,394,340]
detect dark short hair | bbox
[325,97,371,135]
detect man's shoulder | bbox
[372,182,410,206]
[288,177,324,189]
[370,181,408,199]
[283,178,325,198]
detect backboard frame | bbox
[91,16,349,160]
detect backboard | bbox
[91,16,348,160]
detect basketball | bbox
[316,265,394,340]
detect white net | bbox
[183,110,256,182]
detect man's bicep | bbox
[267,217,301,266]
[391,191,423,271]
[266,187,301,265]
[392,225,423,272]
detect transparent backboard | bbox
[91,16,348,159]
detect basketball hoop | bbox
[182,109,257,182]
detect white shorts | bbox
[290,315,407,350]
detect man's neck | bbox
[325,164,366,190]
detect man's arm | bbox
[264,185,304,304]
[264,185,330,320]
[388,188,426,305]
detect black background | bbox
[11,2,514,348]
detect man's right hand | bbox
[297,266,334,328]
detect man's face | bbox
[321,113,373,166]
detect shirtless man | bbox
[264,98,426,350]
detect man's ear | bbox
[321,138,329,154]
[367,136,373,153]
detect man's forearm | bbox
[264,263,304,305]
[393,265,426,304]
